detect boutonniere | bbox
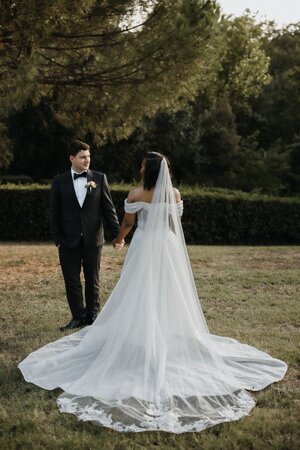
[85,180,97,192]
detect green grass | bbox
[0,244,299,450]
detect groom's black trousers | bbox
[58,239,102,321]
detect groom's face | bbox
[70,150,91,173]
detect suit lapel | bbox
[65,171,81,208]
[86,169,93,184]
[82,170,93,208]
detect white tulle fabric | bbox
[18,160,287,433]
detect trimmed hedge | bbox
[1,184,300,244]
[0,175,34,184]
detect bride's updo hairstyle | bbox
[143,151,170,190]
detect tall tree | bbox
[235,22,300,194]
[254,23,300,147]
[101,14,270,187]
[215,15,271,109]
[0,0,220,167]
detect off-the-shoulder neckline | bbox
[125,198,183,205]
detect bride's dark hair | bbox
[143,151,170,190]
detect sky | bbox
[218,0,300,27]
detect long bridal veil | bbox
[18,159,287,433]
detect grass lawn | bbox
[0,243,299,450]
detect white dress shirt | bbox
[71,168,87,208]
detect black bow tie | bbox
[74,171,87,180]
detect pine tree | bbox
[0,0,220,167]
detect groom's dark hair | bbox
[143,151,170,190]
[69,139,90,156]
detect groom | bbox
[50,139,122,331]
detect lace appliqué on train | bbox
[57,391,255,434]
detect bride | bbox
[18,151,287,433]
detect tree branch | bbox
[50,6,161,40]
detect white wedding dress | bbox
[18,160,287,433]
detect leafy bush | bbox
[1,185,299,244]
[0,174,33,184]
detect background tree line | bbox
[0,1,299,195]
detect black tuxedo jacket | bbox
[50,170,120,248]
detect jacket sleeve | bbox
[100,174,120,239]
[50,176,62,246]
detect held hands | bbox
[112,238,125,251]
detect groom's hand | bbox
[112,238,125,250]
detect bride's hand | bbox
[112,238,125,251]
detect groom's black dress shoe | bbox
[60,319,86,331]
[85,314,98,325]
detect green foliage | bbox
[1,184,299,244]
[258,24,300,145]
[5,101,73,179]
[289,138,300,192]
[234,22,300,195]
[234,135,291,194]
[0,174,33,184]
[88,14,272,189]
[198,97,240,187]
[0,122,13,168]
[1,9,299,196]
[0,0,220,145]
[182,193,300,244]
[216,15,271,107]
